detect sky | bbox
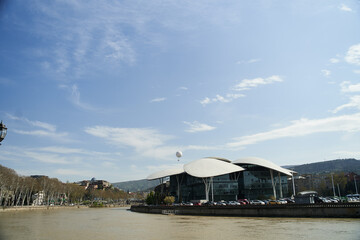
[0,0,360,183]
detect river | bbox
[0,207,359,240]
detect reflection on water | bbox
[0,207,359,240]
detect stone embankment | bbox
[131,203,360,218]
[1,204,130,212]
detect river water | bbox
[0,207,359,240]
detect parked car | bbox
[268,200,280,205]
[277,199,287,204]
[228,201,241,206]
[238,199,250,204]
[250,200,265,205]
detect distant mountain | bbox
[112,179,158,192]
[282,158,360,175]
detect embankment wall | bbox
[131,203,360,218]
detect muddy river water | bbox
[0,207,359,240]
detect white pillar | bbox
[211,177,214,202]
[354,175,358,195]
[202,178,210,201]
[292,172,296,197]
[270,169,277,199]
[331,174,336,197]
[278,172,283,199]
[176,175,180,203]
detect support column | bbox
[176,175,180,203]
[292,172,296,197]
[202,178,211,201]
[270,169,277,199]
[354,175,358,195]
[278,172,283,199]
[331,174,336,197]
[211,177,214,202]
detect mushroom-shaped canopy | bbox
[184,158,244,178]
[147,168,185,180]
[233,157,293,176]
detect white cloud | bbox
[331,95,360,113]
[178,87,188,90]
[7,114,57,132]
[6,114,70,142]
[184,121,216,133]
[345,43,360,65]
[329,58,340,64]
[339,4,352,12]
[353,70,360,74]
[85,126,173,152]
[55,168,95,176]
[340,81,360,93]
[332,151,360,159]
[200,93,244,106]
[321,69,331,77]
[23,151,71,164]
[200,75,281,106]
[150,97,166,103]
[59,84,98,111]
[236,58,261,64]
[232,75,283,91]
[227,113,360,149]
[13,129,68,139]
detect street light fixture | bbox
[0,121,7,145]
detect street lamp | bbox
[0,121,7,145]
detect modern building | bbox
[147,157,295,202]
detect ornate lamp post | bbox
[0,121,7,145]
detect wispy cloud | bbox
[7,114,70,142]
[200,93,244,106]
[150,97,166,103]
[329,58,340,64]
[332,151,360,159]
[55,168,95,176]
[332,96,360,113]
[232,75,283,91]
[59,84,98,111]
[321,69,331,77]
[227,113,360,149]
[339,4,352,12]
[236,58,261,64]
[23,151,72,164]
[178,86,188,91]
[330,81,360,113]
[345,43,360,65]
[85,126,173,152]
[184,121,216,133]
[340,81,360,93]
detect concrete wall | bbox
[131,203,360,218]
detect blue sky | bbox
[1,0,360,183]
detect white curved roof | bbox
[206,157,231,163]
[147,168,185,180]
[232,157,293,176]
[184,158,245,178]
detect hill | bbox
[283,158,360,175]
[112,179,158,192]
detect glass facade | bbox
[237,165,288,200]
[169,165,289,202]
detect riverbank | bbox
[131,203,360,218]
[1,204,130,212]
